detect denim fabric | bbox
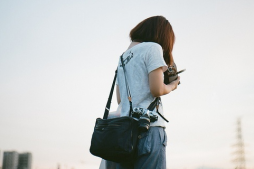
[106,126,167,169]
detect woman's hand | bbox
[149,67,180,97]
[168,76,180,91]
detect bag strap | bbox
[103,70,118,119]
[102,53,133,119]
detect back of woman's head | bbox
[130,16,175,65]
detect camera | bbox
[132,107,158,132]
[164,63,185,85]
[164,63,178,85]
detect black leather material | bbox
[90,116,139,163]
[90,54,138,163]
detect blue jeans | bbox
[106,127,167,169]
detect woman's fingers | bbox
[172,76,180,91]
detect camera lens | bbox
[149,112,158,122]
[138,114,150,132]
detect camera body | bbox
[164,63,178,85]
[132,107,158,132]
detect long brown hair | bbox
[129,16,175,66]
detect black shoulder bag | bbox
[90,54,165,163]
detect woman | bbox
[112,16,180,169]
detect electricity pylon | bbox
[232,118,246,169]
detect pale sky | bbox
[0,1,254,169]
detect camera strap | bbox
[147,97,169,122]
[120,54,168,122]
[120,54,133,117]
[103,53,169,122]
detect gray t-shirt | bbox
[116,42,168,127]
